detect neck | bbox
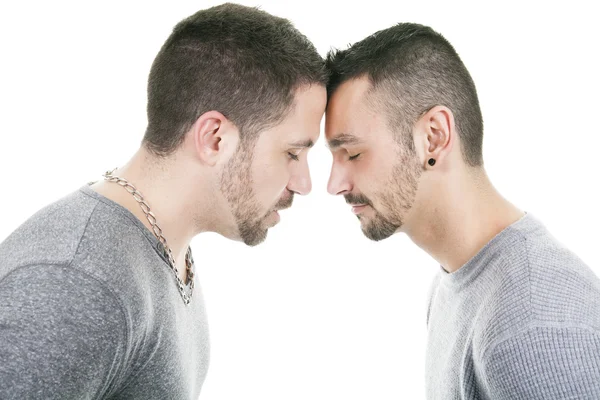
[90,147,218,279]
[404,166,524,273]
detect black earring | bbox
[428,158,436,166]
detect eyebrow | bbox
[327,133,362,150]
[288,139,314,149]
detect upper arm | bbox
[481,325,600,400]
[0,264,129,399]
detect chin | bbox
[361,229,390,242]
[360,220,399,242]
[237,221,269,246]
[242,230,268,247]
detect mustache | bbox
[274,190,294,210]
[344,193,372,207]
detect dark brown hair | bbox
[327,23,483,166]
[143,3,327,156]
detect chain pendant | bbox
[103,168,194,305]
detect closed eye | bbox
[349,153,361,161]
[288,152,300,161]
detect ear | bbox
[190,111,239,167]
[413,105,455,169]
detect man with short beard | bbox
[0,4,326,399]
[325,23,600,399]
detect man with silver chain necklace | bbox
[0,3,326,399]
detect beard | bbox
[220,140,294,246]
[346,144,422,241]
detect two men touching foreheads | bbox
[1,3,599,399]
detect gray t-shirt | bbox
[426,213,600,399]
[0,185,210,399]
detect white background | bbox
[1,1,599,399]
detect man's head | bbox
[325,23,483,241]
[142,3,327,245]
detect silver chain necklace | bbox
[103,168,194,305]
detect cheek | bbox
[354,156,388,194]
[251,157,290,204]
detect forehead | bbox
[272,84,327,141]
[325,76,380,141]
[292,84,327,120]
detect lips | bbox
[350,204,367,214]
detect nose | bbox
[327,161,352,196]
[287,157,312,195]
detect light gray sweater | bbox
[0,185,210,399]
[426,212,600,399]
